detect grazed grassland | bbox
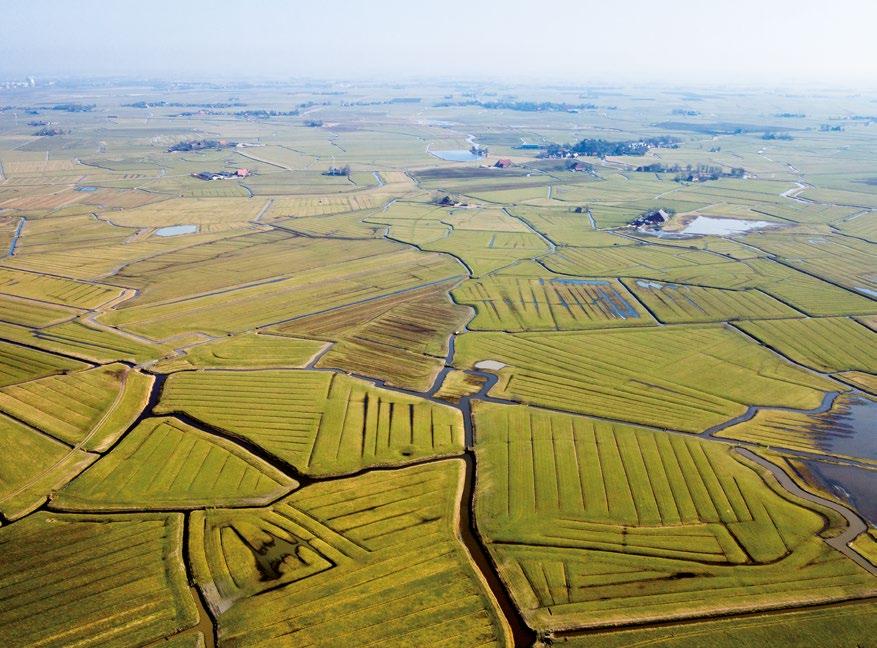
[473,402,875,631]
[0,294,77,327]
[1,83,876,646]
[156,370,463,475]
[101,247,461,338]
[624,280,799,323]
[195,460,507,646]
[27,319,169,363]
[557,600,877,647]
[0,412,96,519]
[270,280,469,390]
[736,317,877,373]
[0,512,198,647]
[455,326,836,431]
[716,393,873,458]
[0,339,87,387]
[0,267,121,308]
[55,416,296,510]
[454,276,651,331]
[0,363,151,450]
[153,332,326,372]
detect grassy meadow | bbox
[0,80,874,645]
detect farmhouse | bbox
[631,208,672,229]
[192,168,251,181]
[494,159,512,168]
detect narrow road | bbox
[781,181,812,204]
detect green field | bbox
[0,363,152,450]
[736,317,877,373]
[473,402,874,631]
[0,339,87,387]
[0,512,198,647]
[0,78,875,645]
[190,460,507,646]
[455,326,836,432]
[155,370,464,475]
[54,416,297,510]
[454,276,652,331]
[557,601,877,647]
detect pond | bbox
[430,150,480,162]
[815,394,877,461]
[682,216,773,236]
[155,224,197,237]
[801,460,877,526]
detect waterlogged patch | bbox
[475,359,506,371]
[155,224,198,237]
[682,216,773,236]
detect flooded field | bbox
[802,460,877,526]
[815,394,877,460]
[430,149,480,161]
[155,224,197,237]
[682,216,773,235]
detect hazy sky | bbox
[2,0,875,86]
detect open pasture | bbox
[55,416,296,510]
[741,258,877,316]
[0,267,121,308]
[155,332,326,372]
[0,363,152,451]
[455,326,836,432]
[625,280,799,323]
[79,187,171,210]
[837,371,877,395]
[716,393,870,457]
[0,339,86,387]
[506,207,633,246]
[2,82,877,645]
[737,317,877,373]
[101,246,462,338]
[8,214,134,258]
[743,232,877,294]
[366,201,458,246]
[271,280,469,390]
[106,197,269,232]
[0,511,198,647]
[454,275,651,331]
[473,402,874,631]
[557,601,877,648]
[3,223,244,281]
[156,369,463,475]
[424,229,550,276]
[0,187,88,211]
[0,294,77,327]
[544,244,732,280]
[242,170,369,196]
[434,369,487,403]
[27,319,168,363]
[117,230,390,307]
[271,210,384,238]
[201,460,506,646]
[834,209,876,241]
[0,412,96,519]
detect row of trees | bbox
[541,136,680,159]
